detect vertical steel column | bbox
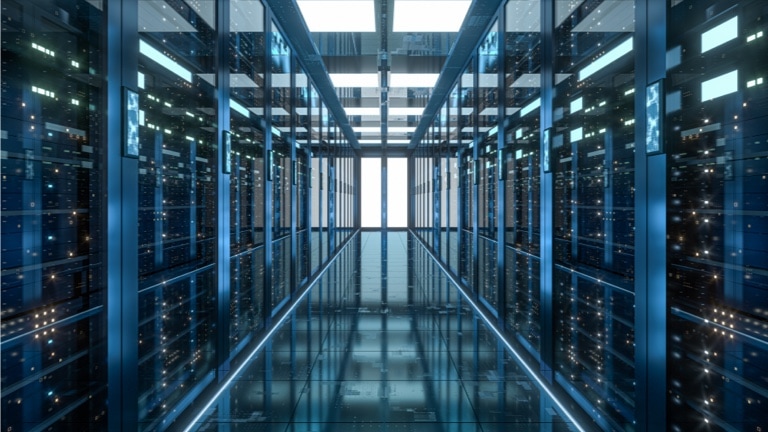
[382,156,388,230]
[538,0,555,380]
[291,56,298,296]
[433,158,441,253]
[215,0,232,377]
[354,152,361,228]
[496,8,507,328]
[472,56,480,298]
[635,1,667,429]
[457,148,465,281]
[407,156,415,229]
[264,12,274,325]
[106,1,139,429]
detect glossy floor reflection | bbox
[191,231,576,432]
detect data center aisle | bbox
[189,231,576,432]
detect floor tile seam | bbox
[411,232,490,431]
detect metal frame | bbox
[635,1,668,429]
[106,1,139,430]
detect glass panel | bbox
[478,21,499,244]
[478,19,500,132]
[504,0,541,350]
[296,66,310,282]
[271,236,291,310]
[270,23,292,240]
[229,96,265,355]
[552,1,636,429]
[137,1,218,427]
[228,2,266,346]
[506,247,541,352]
[478,54,498,313]
[229,0,265,246]
[666,1,768,430]
[320,104,329,262]
[230,124,265,249]
[460,62,475,287]
[448,154,459,273]
[460,150,473,286]
[229,0,265,119]
[270,23,291,310]
[193,232,579,431]
[1,8,107,429]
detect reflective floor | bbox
[189,232,576,432]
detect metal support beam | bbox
[407,0,504,151]
[106,1,139,429]
[215,0,232,380]
[264,0,360,150]
[635,1,667,429]
[539,0,555,380]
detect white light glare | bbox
[520,98,540,117]
[354,126,416,133]
[570,127,583,143]
[702,17,737,53]
[388,107,425,116]
[579,37,633,81]
[393,0,471,32]
[329,73,379,88]
[139,40,192,83]
[702,70,738,101]
[344,107,380,116]
[297,1,376,32]
[390,73,439,88]
[570,97,583,114]
[230,99,250,118]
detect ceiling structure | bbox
[267,0,504,154]
[136,0,636,154]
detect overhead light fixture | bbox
[344,107,380,116]
[393,0,471,32]
[297,0,376,32]
[358,139,411,144]
[388,107,425,116]
[354,126,416,133]
[329,73,379,88]
[390,73,439,88]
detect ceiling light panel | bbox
[393,0,471,32]
[344,107,380,116]
[330,73,379,87]
[297,0,376,32]
[388,107,425,116]
[390,73,439,88]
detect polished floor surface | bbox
[191,231,576,432]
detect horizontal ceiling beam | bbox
[265,0,360,150]
[407,0,504,151]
